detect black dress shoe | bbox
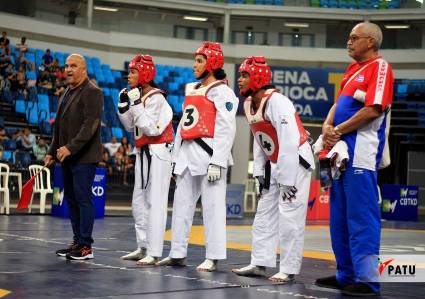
[342,283,380,297]
[315,275,342,289]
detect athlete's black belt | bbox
[264,161,271,190]
[193,138,213,156]
[262,156,310,190]
[139,145,152,189]
[299,155,311,170]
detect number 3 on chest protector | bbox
[182,105,200,130]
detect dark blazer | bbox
[49,78,103,164]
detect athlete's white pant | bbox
[251,165,311,274]
[169,168,227,260]
[132,151,171,257]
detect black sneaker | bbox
[342,283,380,297]
[66,246,94,260]
[56,242,80,257]
[315,275,342,289]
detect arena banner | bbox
[306,179,330,221]
[52,165,106,219]
[381,185,419,221]
[235,65,344,119]
[226,184,245,218]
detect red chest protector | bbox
[134,89,174,148]
[180,80,226,140]
[244,89,309,163]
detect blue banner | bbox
[235,65,344,119]
[52,165,107,219]
[226,184,245,218]
[381,185,419,221]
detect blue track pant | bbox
[330,166,381,293]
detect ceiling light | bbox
[385,24,410,29]
[284,22,309,28]
[183,16,208,22]
[94,6,118,12]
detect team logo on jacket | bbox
[182,104,199,130]
[225,102,233,112]
[254,131,276,156]
[355,75,365,83]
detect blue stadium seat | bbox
[101,64,111,71]
[38,94,50,112]
[101,127,112,143]
[3,140,17,151]
[1,151,14,163]
[15,151,32,169]
[26,103,39,125]
[111,127,123,141]
[319,0,328,6]
[5,127,19,137]
[168,82,179,91]
[110,89,119,109]
[39,121,52,135]
[103,88,111,96]
[26,71,37,80]
[15,100,26,114]
[396,83,408,100]
[25,53,36,64]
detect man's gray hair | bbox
[359,22,383,50]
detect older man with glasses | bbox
[315,22,394,296]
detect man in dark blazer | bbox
[44,54,103,260]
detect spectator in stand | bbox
[113,145,133,185]
[42,49,53,70]
[98,145,113,175]
[15,51,29,71]
[9,73,20,94]
[0,32,10,50]
[16,66,27,93]
[104,136,121,156]
[15,127,36,151]
[5,63,15,79]
[33,137,49,163]
[54,66,66,80]
[113,145,125,171]
[121,135,133,156]
[0,126,9,141]
[38,69,54,91]
[53,77,66,97]
[16,37,28,53]
[52,58,60,70]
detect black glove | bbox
[255,176,265,196]
[119,88,129,103]
[118,88,130,113]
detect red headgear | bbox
[239,56,271,94]
[195,42,224,73]
[128,54,156,85]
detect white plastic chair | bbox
[0,163,10,215]
[28,164,53,214]
[244,178,257,213]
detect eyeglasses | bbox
[347,35,371,43]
